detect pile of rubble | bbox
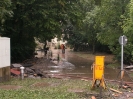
[10,57,55,79]
[11,64,49,78]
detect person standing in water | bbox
[60,44,65,54]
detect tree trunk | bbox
[92,41,95,54]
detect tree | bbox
[0,0,12,35]
[66,0,105,53]
[2,0,83,62]
[64,0,94,51]
[83,6,102,53]
[96,0,130,63]
[122,0,133,64]
[2,0,63,62]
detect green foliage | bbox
[121,0,133,64]
[97,0,124,45]
[1,0,133,65]
[96,0,132,64]
[83,6,101,53]
[1,0,81,62]
[67,0,133,65]
[0,0,13,34]
[68,32,88,51]
[66,0,107,53]
[0,0,12,20]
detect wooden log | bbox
[109,88,122,94]
[124,65,133,69]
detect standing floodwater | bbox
[36,48,131,82]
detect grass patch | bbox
[0,78,119,99]
[0,78,90,99]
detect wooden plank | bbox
[0,66,10,82]
[10,68,20,75]
[109,88,122,94]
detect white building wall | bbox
[0,37,10,67]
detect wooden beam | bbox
[109,88,122,94]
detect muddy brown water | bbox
[37,49,131,82]
[67,51,131,82]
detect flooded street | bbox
[36,48,131,82]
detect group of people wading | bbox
[43,43,66,57]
